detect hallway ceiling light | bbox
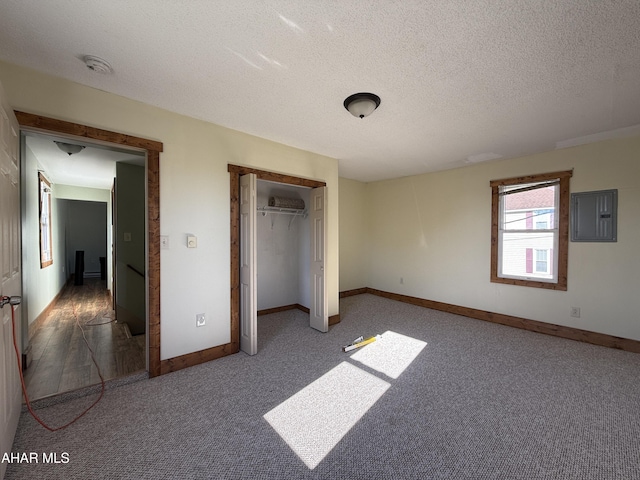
[54,141,85,156]
[343,92,381,119]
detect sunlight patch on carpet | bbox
[264,362,390,469]
[350,331,427,379]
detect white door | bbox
[0,83,22,479]
[309,186,328,332]
[239,173,257,355]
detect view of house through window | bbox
[500,181,557,281]
[490,170,572,290]
[38,172,53,268]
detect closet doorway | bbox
[229,165,327,355]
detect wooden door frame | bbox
[14,111,163,377]
[228,164,327,351]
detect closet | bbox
[256,180,310,312]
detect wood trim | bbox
[160,342,237,375]
[229,169,240,348]
[556,173,571,289]
[258,304,299,316]
[14,111,163,152]
[490,170,572,291]
[296,304,310,314]
[147,150,161,377]
[340,288,368,298]
[489,169,573,187]
[363,288,640,354]
[257,304,311,316]
[28,282,68,339]
[227,164,326,188]
[38,172,53,268]
[257,303,337,325]
[16,111,164,378]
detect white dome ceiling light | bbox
[54,141,85,156]
[343,92,381,119]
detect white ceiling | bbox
[25,133,144,190]
[2,1,640,182]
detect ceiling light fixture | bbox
[343,92,381,119]
[54,141,85,156]
[83,55,114,74]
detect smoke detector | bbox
[83,55,114,74]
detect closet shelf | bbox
[258,206,307,230]
[258,206,308,218]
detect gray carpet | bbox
[6,294,640,479]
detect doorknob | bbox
[0,296,21,308]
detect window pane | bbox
[501,231,554,279]
[502,183,556,230]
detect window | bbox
[490,170,572,290]
[38,172,53,268]
[534,249,549,273]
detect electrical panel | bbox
[570,189,617,242]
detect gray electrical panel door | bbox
[570,189,617,242]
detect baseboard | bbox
[160,342,239,375]
[342,287,640,354]
[340,288,368,298]
[258,303,339,325]
[258,304,300,316]
[28,282,68,340]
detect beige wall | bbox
[342,135,640,341]
[0,61,339,360]
[338,177,368,291]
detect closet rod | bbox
[257,206,307,217]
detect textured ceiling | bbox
[1,1,640,182]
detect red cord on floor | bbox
[4,295,105,431]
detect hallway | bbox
[23,279,146,400]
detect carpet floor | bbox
[5,294,640,479]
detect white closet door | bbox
[309,186,327,332]
[0,81,22,480]
[239,173,257,355]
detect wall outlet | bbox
[570,307,581,318]
[196,313,206,327]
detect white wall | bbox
[0,61,340,361]
[351,135,640,341]
[256,181,310,310]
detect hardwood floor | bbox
[24,279,146,400]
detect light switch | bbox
[160,235,169,249]
[187,236,197,248]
